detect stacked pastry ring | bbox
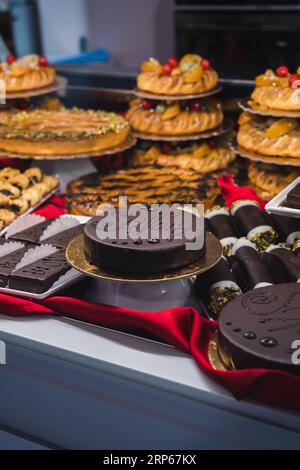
[128,54,235,173]
[237,66,300,184]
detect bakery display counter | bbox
[0,313,300,450]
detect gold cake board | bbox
[66,232,222,284]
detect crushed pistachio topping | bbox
[249,228,278,252]
[208,287,241,317]
[0,107,129,140]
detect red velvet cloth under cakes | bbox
[1,178,297,411]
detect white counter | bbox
[0,313,300,449]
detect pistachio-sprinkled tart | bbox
[237,112,300,158]
[0,54,56,93]
[127,98,223,136]
[0,107,130,156]
[137,55,219,96]
[251,66,300,111]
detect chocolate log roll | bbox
[195,256,241,317]
[270,213,300,246]
[231,238,274,290]
[263,245,300,283]
[231,200,277,251]
[206,207,238,256]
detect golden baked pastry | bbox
[0,107,130,156]
[127,99,223,136]
[237,112,300,157]
[0,54,56,93]
[66,165,222,216]
[0,166,59,228]
[248,161,300,200]
[251,66,300,111]
[130,140,236,173]
[137,54,218,95]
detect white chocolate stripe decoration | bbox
[247,225,273,241]
[286,232,300,246]
[13,244,58,272]
[230,199,259,217]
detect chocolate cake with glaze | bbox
[84,208,205,274]
[218,283,300,375]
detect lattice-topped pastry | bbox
[237,111,300,157]
[248,161,300,200]
[0,107,130,156]
[66,165,222,216]
[137,54,219,96]
[127,98,223,136]
[0,54,56,93]
[251,66,300,111]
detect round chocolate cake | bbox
[84,208,205,274]
[218,283,300,375]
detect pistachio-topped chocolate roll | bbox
[195,256,241,317]
[231,238,274,290]
[263,245,300,283]
[270,213,300,247]
[231,200,277,251]
[206,207,238,257]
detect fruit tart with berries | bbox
[129,138,236,173]
[0,107,130,156]
[250,66,300,111]
[137,54,219,96]
[0,54,56,93]
[237,111,300,157]
[127,98,223,136]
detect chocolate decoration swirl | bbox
[218,283,300,375]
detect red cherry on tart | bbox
[167,57,178,68]
[162,63,172,75]
[191,101,202,111]
[38,55,49,67]
[276,65,289,77]
[141,99,153,110]
[6,54,16,65]
[289,75,300,88]
[161,143,172,154]
[202,59,210,70]
[207,139,216,149]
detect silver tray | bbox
[265,175,300,219]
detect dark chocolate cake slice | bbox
[0,242,32,287]
[42,224,84,249]
[9,249,70,293]
[8,218,56,244]
[286,183,300,209]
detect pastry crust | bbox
[127,101,223,136]
[0,66,56,93]
[237,112,300,157]
[248,161,300,199]
[251,86,300,111]
[0,108,130,156]
[137,69,218,96]
[131,146,236,173]
[67,166,221,215]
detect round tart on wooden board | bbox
[137,54,219,96]
[0,54,56,93]
[0,107,130,156]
